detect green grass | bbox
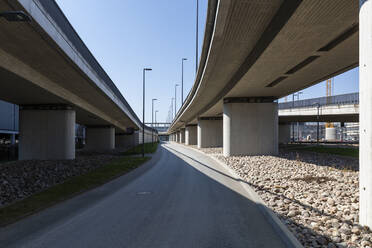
[288,145,358,158]
[0,156,149,226]
[123,142,159,155]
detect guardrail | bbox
[279,92,359,109]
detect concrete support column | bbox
[115,133,135,149]
[135,131,141,145]
[180,128,185,143]
[197,117,223,148]
[360,0,372,228]
[19,105,75,160]
[86,126,115,151]
[325,127,336,141]
[279,123,291,144]
[223,98,278,157]
[185,124,197,145]
[177,131,181,143]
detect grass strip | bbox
[287,145,358,158]
[123,142,158,155]
[0,156,149,226]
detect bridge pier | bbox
[180,128,185,143]
[325,127,336,141]
[197,117,223,148]
[360,0,372,229]
[279,123,291,144]
[185,125,197,145]
[19,105,75,160]
[115,133,136,149]
[223,98,278,156]
[85,126,115,151]
[175,131,179,142]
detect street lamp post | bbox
[196,0,199,74]
[154,110,159,143]
[181,58,187,104]
[292,92,302,142]
[171,97,175,120]
[292,94,295,142]
[315,103,320,145]
[296,92,303,141]
[175,84,179,118]
[155,110,159,126]
[152,98,157,145]
[142,68,152,158]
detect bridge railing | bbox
[279,92,359,109]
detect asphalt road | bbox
[0,143,288,248]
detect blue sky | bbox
[56,0,358,122]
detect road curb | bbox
[170,142,304,248]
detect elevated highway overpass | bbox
[0,1,156,159]
[168,0,372,228]
[278,93,359,123]
[169,0,358,155]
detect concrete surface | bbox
[19,108,75,160]
[0,143,290,248]
[115,133,136,149]
[359,0,372,228]
[279,123,291,144]
[223,102,278,156]
[185,125,197,145]
[169,1,358,133]
[85,126,115,151]
[180,128,185,143]
[197,118,223,148]
[279,104,359,123]
[325,127,336,141]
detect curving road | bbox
[0,143,290,248]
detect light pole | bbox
[296,92,303,141]
[152,98,157,145]
[292,92,302,142]
[155,110,159,126]
[196,0,199,74]
[316,103,320,145]
[181,58,187,104]
[171,97,175,120]
[292,94,295,142]
[142,68,152,158]
[0,11,31,22]
[155,110,159,142]
[175,84,179,117]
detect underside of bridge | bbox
[0,0,156,159]
[168,0,372,229]
[169,0,358,156]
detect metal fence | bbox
[279,93,359,109]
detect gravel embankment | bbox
[0,154,120,207]
[200,147,368,248]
